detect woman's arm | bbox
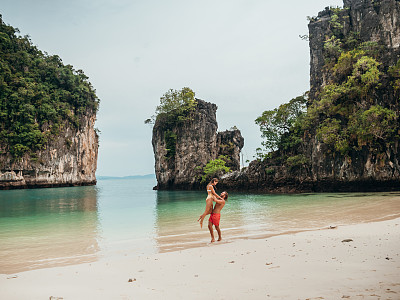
[210,185,223,199]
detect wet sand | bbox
[1,217,399,299]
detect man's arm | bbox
[213,198,225,204]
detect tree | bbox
[146,87,197,124]
[255,95,307,154]
[200,156,231,184]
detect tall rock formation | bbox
[152,99,244,190]
[0,114,99,189]
[221,0,400,192]
[0,16,99,189]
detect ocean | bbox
[1,177,399,274]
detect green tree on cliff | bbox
[145,87,197,125]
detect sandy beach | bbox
[1,217,399,300]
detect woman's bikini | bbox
[206,185,213,201]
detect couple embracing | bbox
[198,178,228,242]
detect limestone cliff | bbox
[221,0,400,192]
[0,113,98,189]
[152,99,244,190]
[0,16,99,189]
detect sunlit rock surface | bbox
[0,114,98,189]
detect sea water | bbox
[1,177,400,274]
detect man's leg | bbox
[215,225,222,241]
[208,219,215,242]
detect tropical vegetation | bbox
[256,6,399,168]
[0,15,99,159]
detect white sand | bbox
[1,218,399,300]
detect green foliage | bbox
[348,105,398,149]
[200,156,231,184]
[0,16,99,159]
[305,47,383,131]
[343,31,360,49]
[164,130,177,159]
[219,142,235,154]
[358,41,385,58]
[255,95,307,154]
[254,147,269,161]
[316,118,350,154]
[388,59,400,90]
[265,167,275,175]
[348,56,381,89]
[333,49,364,80]
[324,35,343,63]
[304,38,394,156]
[286,154,310,170]
[329,13,343,32]
[156,87,196,119]
[147,87,197,125]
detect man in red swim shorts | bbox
[208,191,228,242]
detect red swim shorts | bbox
[209,213,221,226]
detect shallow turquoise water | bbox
[1,177,400,274]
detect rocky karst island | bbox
[151,88,244,190]
[0,16,99,189]
[152,0,400,193]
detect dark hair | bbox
[222,191,228,200]
[209,178,218,185]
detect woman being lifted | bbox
[198,178,224,228]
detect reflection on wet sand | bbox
[154,191,213,252]
[154,191,400,253]
[0,186,100,274]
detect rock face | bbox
[306,0,400,191]
[309,0,400,100]
[152,99,244,190]
[220,0,400,193]
[0,114,99,189]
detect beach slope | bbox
[1,218,399,299]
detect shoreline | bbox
[1,217,399,299]
[0,180,97,190]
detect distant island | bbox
[148,88,244,190]
[97,174,156,180]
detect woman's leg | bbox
[198,198,213,228]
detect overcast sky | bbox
[1,0,343,176]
